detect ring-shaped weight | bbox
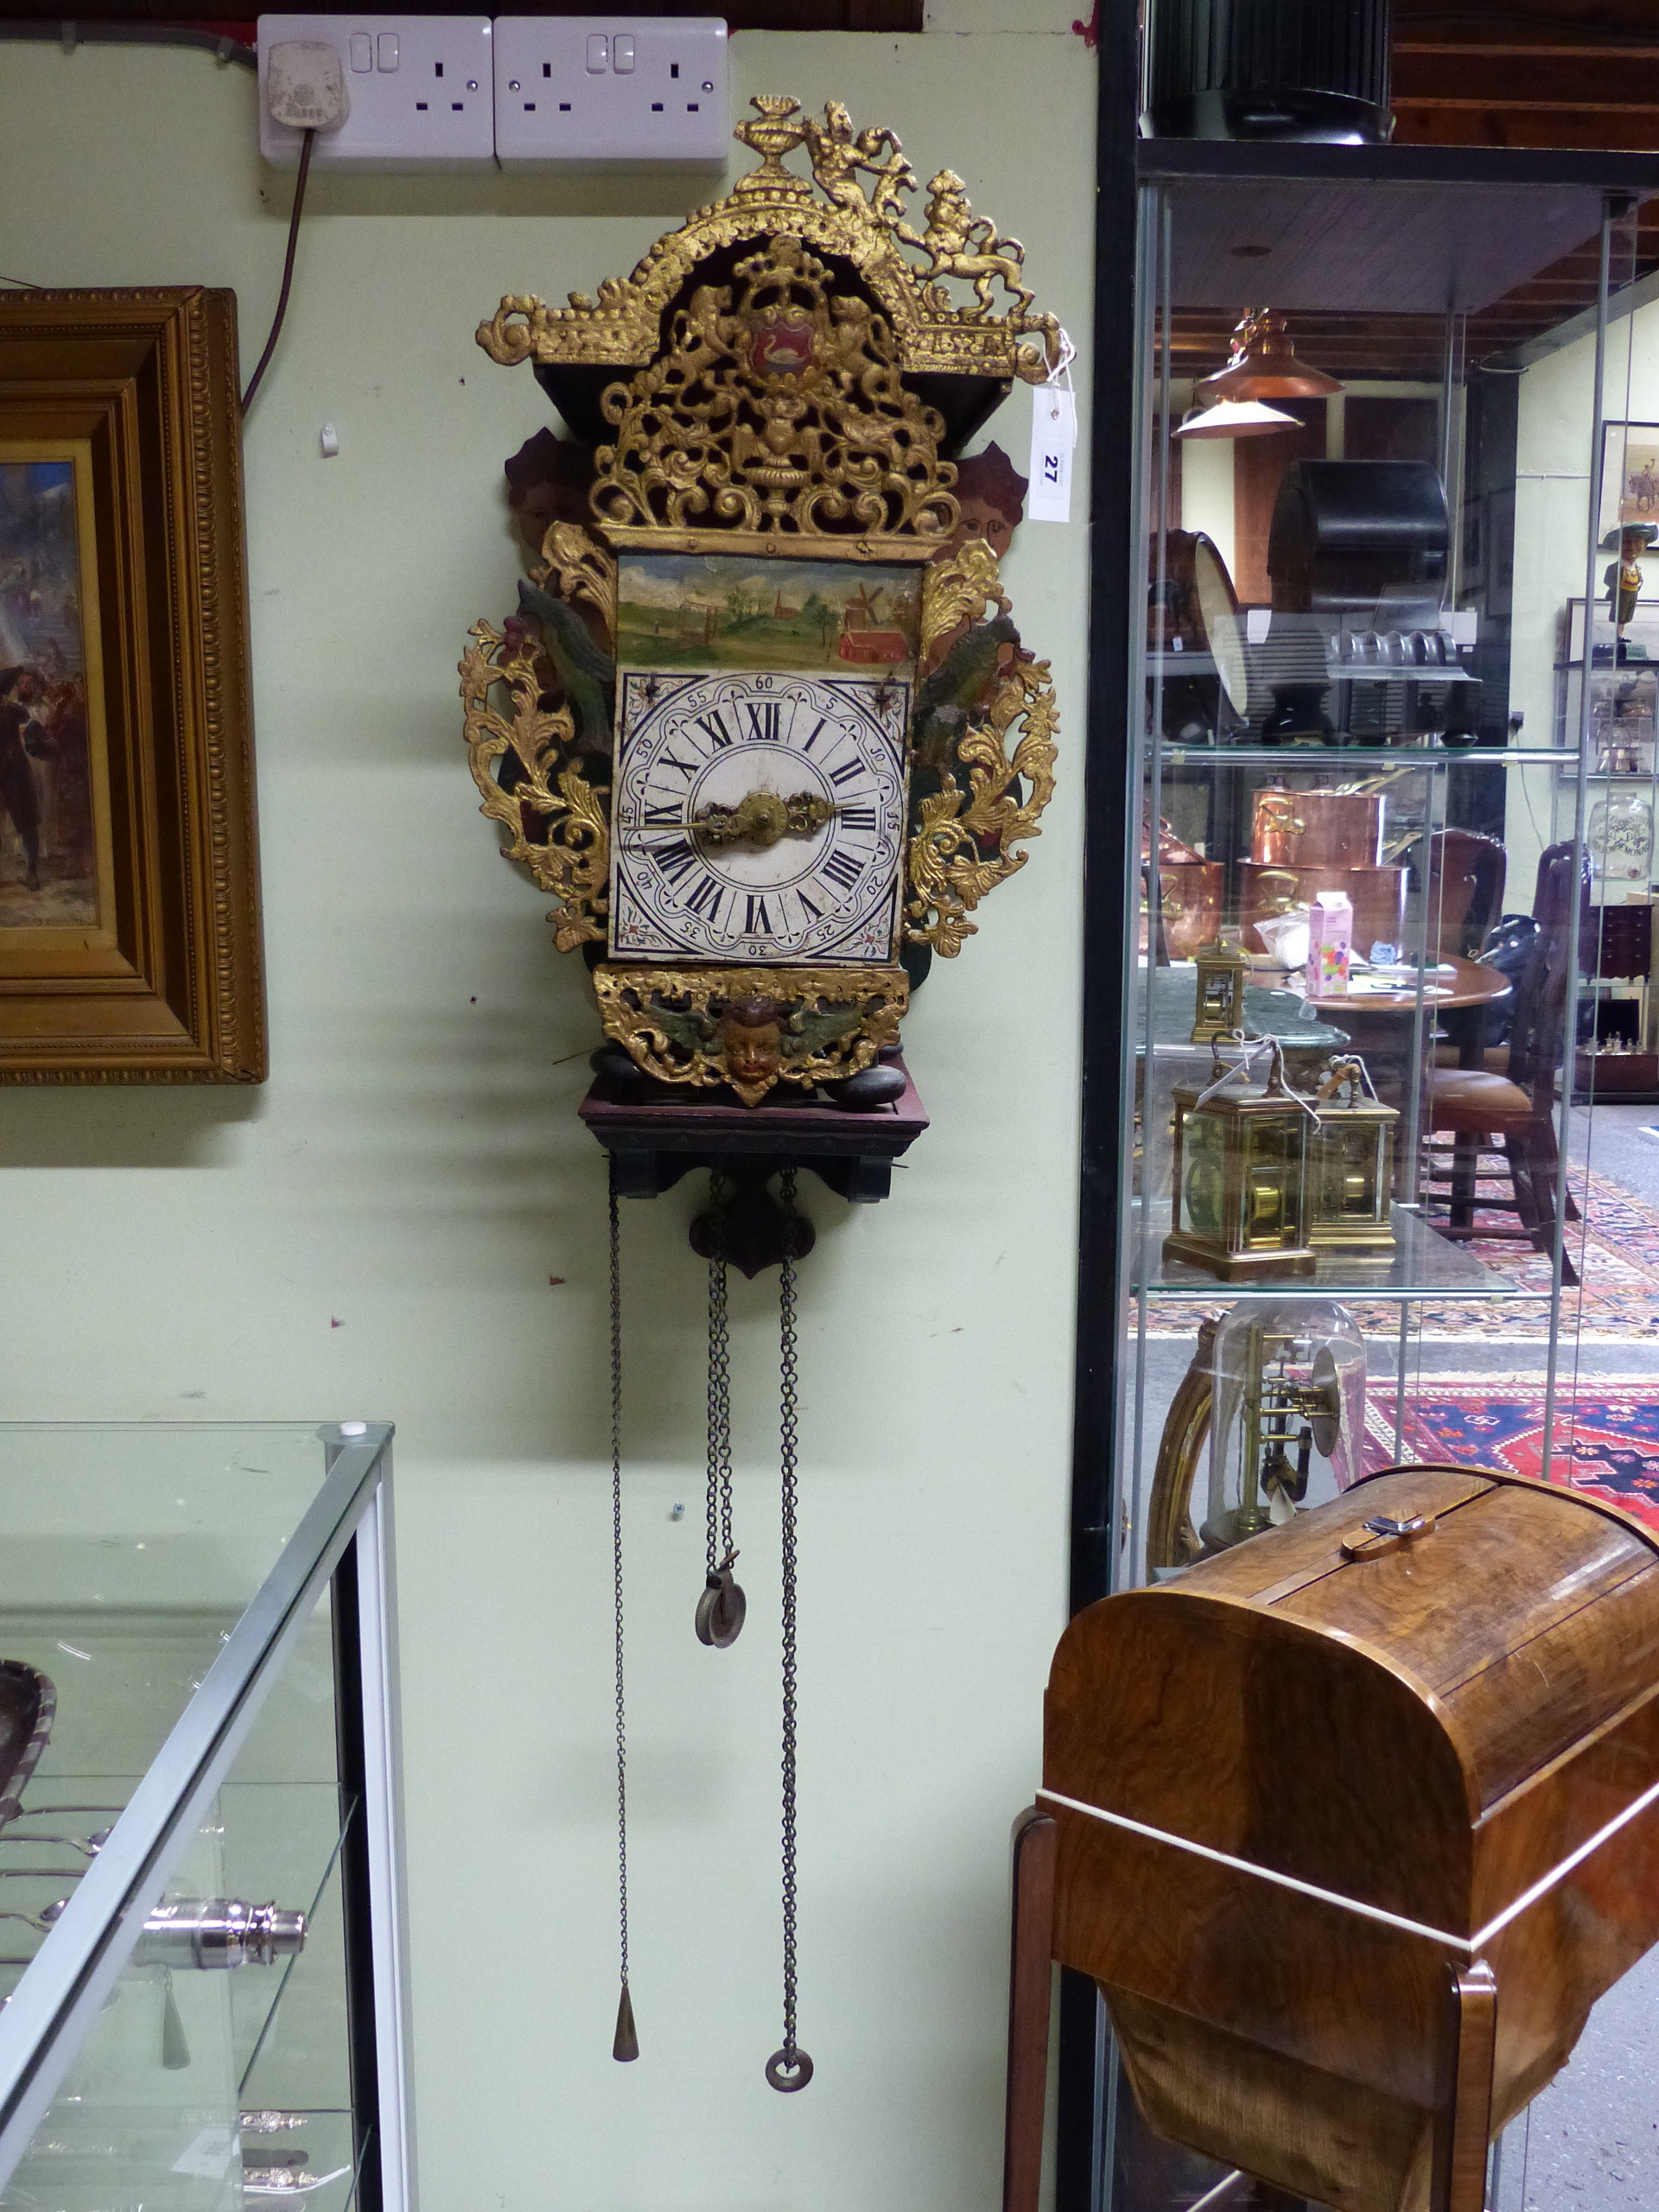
[694,1567,746,1649]
[766,2047,813,2093]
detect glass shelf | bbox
[1160,745,1581,767]
[1132,1201,1515,1300]
[1151,657,1478,685]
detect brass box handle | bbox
[1340,1512,1436,1562]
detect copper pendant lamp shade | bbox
[1200,309,1342,402]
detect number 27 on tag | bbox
[1027,385,1077,524]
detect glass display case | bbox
[1100,136,1659,2212]
[0,1421,407,2212]
[1557,598,1659,1096]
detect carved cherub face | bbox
[937,442,1028,564]
[504,428,597,556]
[720,995,785,1087]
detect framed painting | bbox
[0,289,264,1081]
[1599,421,1659,540]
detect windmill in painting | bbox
[836,582,911,667]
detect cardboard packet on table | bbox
[1306,889,1352,998]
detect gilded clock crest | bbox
[461,94,1060,1104]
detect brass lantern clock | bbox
[459,94,1062,2094]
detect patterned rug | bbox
[1389,1167,1659,1342]
[1147,1168,1659,1338]
[1361,1377,1659,1532]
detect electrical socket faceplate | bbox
[257,16,495,168]
[493,17,728,168]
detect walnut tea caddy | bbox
[1002,1465,1659,2212]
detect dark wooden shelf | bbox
[579,1055,929,1203]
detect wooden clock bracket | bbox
[577,1054,930,1277]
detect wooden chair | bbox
[1426,827,1506,961]
[1428,828,1509,1069]
[1421,842,1586,1282]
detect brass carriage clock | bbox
[1165,1039,1318,1281]
[461,96,1061,2092]
[1307,1052,1398,1256]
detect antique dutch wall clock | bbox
[461,92,1062,2093]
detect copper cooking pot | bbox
[1141,816,1224,961]
[1237,861,1408,958]
[1250,787,1386,870]
[1154,861,1224,959]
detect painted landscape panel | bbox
[0,457,99,930]
[617,551,922,677]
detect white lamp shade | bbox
[1176,397,1302,440]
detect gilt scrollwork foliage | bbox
[592,234,957,543]
[459,621,610,951]
[535,520,617,636]
[919,536,1010,664]
[476,94,1061,386]
[906,546,1058,958]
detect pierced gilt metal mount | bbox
[461,95,1060,1106]
[478,94,1063,390]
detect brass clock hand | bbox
[690,791,836,849]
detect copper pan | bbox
[1141,815,1224,961]
[1149,859,1224,959]
[1237,861,1408,957]
[1250,788,1385,870]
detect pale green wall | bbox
[0,15,1094,2209]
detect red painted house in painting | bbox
[836,583,909,665]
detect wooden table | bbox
[1303,955,1511,1084]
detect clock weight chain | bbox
[607,1158,639,2063]
[766,1162,812,2092]
[696,1170,746,1649]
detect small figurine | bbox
[1601,522,1658,655]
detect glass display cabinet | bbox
[0,1421,407,2212]
[1557,598,1659,1096]
[1098,135,1659,2212]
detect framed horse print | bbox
[1599,420,1659,539]
[0,289,264,1082]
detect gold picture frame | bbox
[0,288,264,1082]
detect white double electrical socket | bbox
[257,16,495,168]
[493,17,728,168]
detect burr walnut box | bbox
[1008,1466,1659,2212]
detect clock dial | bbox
[609,671,909,964]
